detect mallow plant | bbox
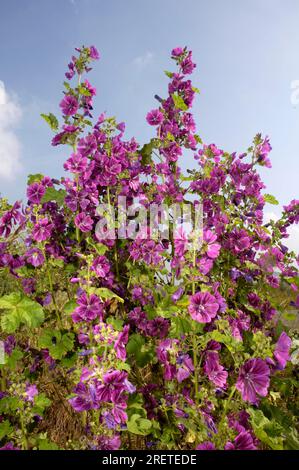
[0,45,298,450]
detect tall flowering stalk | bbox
[0,45,298,450]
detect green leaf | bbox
[127,414,152,436]
[0,420,13,440]
[41,187,66,206]
[78,85,91,96]
[172,93,188,111]
[27,173,44,185]
[41,113,59,131]
[0,293,45,333]
[38,438,59,450]
[5,348,23,369]
[90,287,124,303]
[38,329,74,360]
[127,333,154,367]
[249,408,284,450]
[95,243,109,255]
[32,393,51,416]
[140,140,155,165]
[264,194,279,205]
[64,300,78,315]
[106,316,124,331]
[164,70,174,78]
[170,317,191,337]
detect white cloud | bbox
[133,51,154,68]
[0,81,22,181]
[264,211,299,255]
[285,224,299,255]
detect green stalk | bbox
[191,237,199,402]
[43,252,62,328]
[19,413,28,450]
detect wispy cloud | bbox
[264,211,299,254]
[132,51,154,68]
[0,81,22,181]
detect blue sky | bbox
[0,0,298,241]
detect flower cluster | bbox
[0,45,298,451]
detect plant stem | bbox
[191,236,199,402]
[45,260,62,328]
[20,413,28,450]
[219,385,236,426]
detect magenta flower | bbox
[203,230,221,259]
[225,431,257,450]
[96,370,135,402]
[91,255,110,277]
[74,212,93,232]
[228,229,251,253]
[274,332,292,369]
[171,47,184,57]
[0,442,20,450]
[59,95,78,116]
[95,434,121,450]
[236,358,270,403]
[188,291,219,323]
[89,45,100,60]
[69,381,99,412]
[64,153,88,173]
[204,351,227,388]
[26,248,45,267]
[32,218,53,242]
[114,325,130,361]
[196,442,215,450]
[27,182,45,204]
[25,384,38,402]
[146,109,164,126]
[145,317,170,339]
[72,292,103,322]
[129,239,163,265]
[176,354,194,383]
[181,52,196,74]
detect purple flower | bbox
[236,358,270,403]
[203,230,221,259]
[72,292,103,322]
[89,46,100,60]
[95,434,121,450]
[171,287,184,303]
[32,218,53,242]
[60,95,78,116]
[97,370,134,402]
[225,431,257,450]
[69,382,99,412]
[129,239,163,266]
[91,255,110,277]
[176,354,194,383]
[274,332,292,369]
[0,442,20,450]
[145,317,170,339]
[146,109,164,126]
[204,351,227,388]
[114,325,130,361]
[25,384,38,402]
[4,335,16,355]
[171,47,184,57]
[26,248,45,267]
[196,442,215,450]
[64,153,88,174]
[228,229,251,254]
[27,182,45,204]
[188,292,219,323]
[74,212,93,232]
